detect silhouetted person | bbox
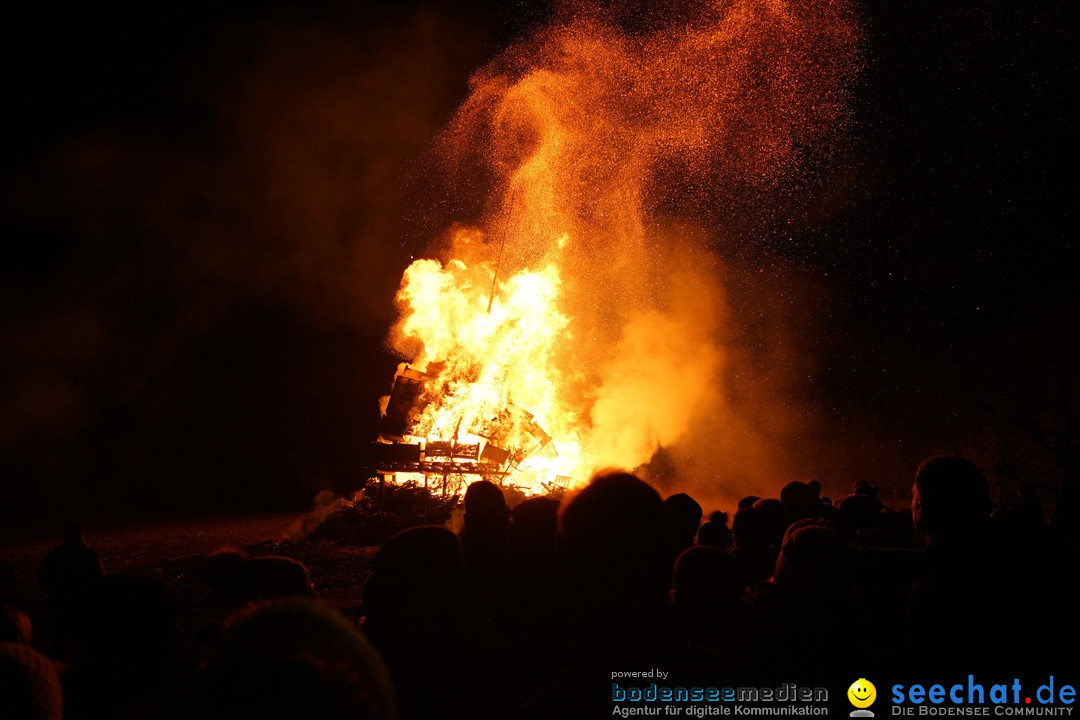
[907,459,1023,673]
[837,492,884,538]
[838,488,920,548]
[772,520,855,595]
[0,641,63,720]
[911,456,993,541]
[779,481,819,527]
[748,520,864,674]
[362,526,508,720]
[0,605,32,646]
[459,480,511,622]
[558,471,677,652]
[506,496,565,682]
[697,510,733,550]
[0,560,27,646]
[64,573,189,720]
[202,598,396,720]
[991,480,1044,529]
[463,481,510,537]
[728,507,777,588]
[671,545,746,654]
[906,455,1077,671]
[508,496,560,575]
[37,522,103,657]
[516,471,683,718]
[817,497,843,527]
[751,497,786,547]
[665,493,703,552]
[737,495,760,510]
[203,548,314,608]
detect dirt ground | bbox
[2,512,379,655]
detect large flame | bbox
[390,230,583,490]
[383,0,862,496]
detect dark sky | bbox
[1,0,1075,519]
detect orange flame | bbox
[390,229,582,491]
[384,0,862,495]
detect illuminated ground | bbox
[3,512,378,652]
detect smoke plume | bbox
[389,0,863,497]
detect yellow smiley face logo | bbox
[848,679,876,708]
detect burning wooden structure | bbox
[370,363,569,496]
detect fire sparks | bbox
[378,0,863,496]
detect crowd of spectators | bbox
[1,455,1076,719]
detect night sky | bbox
[1,0,1074,521]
